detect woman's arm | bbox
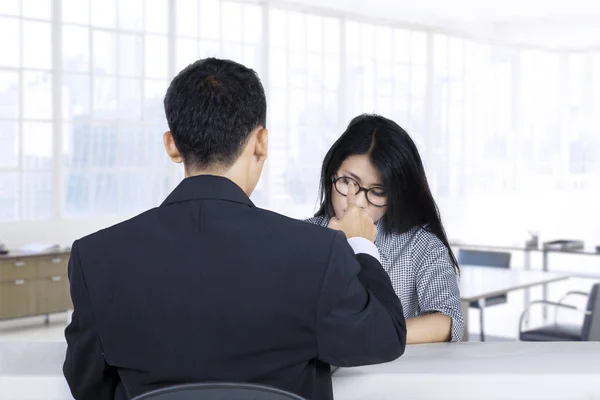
[406,314,452,344]
[412,232,464,343]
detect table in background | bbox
[453,241,600,320]
[459,266,569,341]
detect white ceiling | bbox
[282,0,600,50]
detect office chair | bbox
[519,283,600,342]
[458,249,512,342]
[132,382,308,400]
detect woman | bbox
[306,114,463,343]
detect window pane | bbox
[117,172,164,213]
[0,18,20,67]
[411,31,427,65]
[93,76,117,118]
[242,45,260,73]
[323,17,339,55]
[176,0,198,37]
[269,9,287,48]
[243,4,262,45]
[0,173,19,221]
[116,125,144,167]
[375,27,393,61]
[223,2,242,42]
[0,0,19,16]
[91,0,116,27]
[346,21,360,56]
[63,25,90,72]
[23,21,52,69]
[93,31,117,75]
[198,40,219,59]
[23,72,52,119]
[269,49,287,88]
[145,35,168,78]
[394,64,409,95]
[22,172,53,219]
[394,29,410,63]
[64,172,90,216]
[144,79,167,121]
[222,44,242,63]
[118,78,142,120]
[22,0,51,19]
[119,0,142,30]
[306,15,322,53]
[0,71,19,118]
[118,34,143,77]
[23,122,53,169]
[199,0,220,40]
[62,0,90,24]
[361,24,374,59]
[411,66,426,98]
[0,122,19,168]
[289,52,306,89]
[376,63,393,96]
[92,172,118,214]
[63,74,91,120]
[325,56,340,90]
[307,53,322,90]
[176,38,200,72]
[288,12,305,49]
[146,123,168,166]
[145,0,168,34]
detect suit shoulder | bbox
[253,207,339,242]
[76,207,160,249]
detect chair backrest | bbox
[457,249,511,269]
[132,383,307,400]
[582,283,600,341]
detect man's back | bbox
[64,176,406,400]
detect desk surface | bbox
[459,266,569,301]
[2,341,600,400]
[334,342,600,400]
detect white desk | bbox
[2,341,600,400]
[333,342,600,400]
[459,266,569,341]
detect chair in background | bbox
[132,383,307,400]
[458,249,512,341]
[519,283,600,342]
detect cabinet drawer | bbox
[0,259,38,282]
[0,279,37,320]
[37,277,71,314]
[36,256,68,279]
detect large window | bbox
[61,0,171,217]
[267,9,341,217]
[0,0,54,221]
[1,0,600,246]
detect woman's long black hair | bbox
[315,114,459,272]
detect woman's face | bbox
[331,154,388,223]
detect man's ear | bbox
[163,131,183,163]
[254,127,268,162]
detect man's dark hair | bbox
[164,58,267,169]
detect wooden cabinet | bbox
[37,276,71,315]
[0,279,38,320]
[0,250,71,321]
[0,258,37,282]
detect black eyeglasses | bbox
[332,176,388,207]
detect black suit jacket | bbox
[63,175,406,400]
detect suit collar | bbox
[161,175,254,207]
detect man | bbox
[64,58,406,400]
